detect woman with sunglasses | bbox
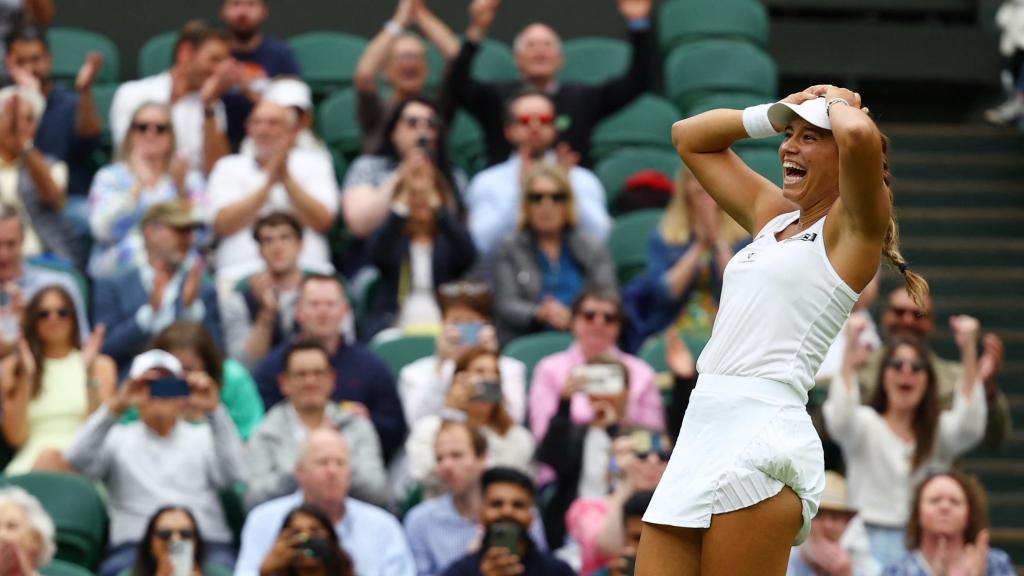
[259,505,354,576]
[1,285,115,473]
[363,148,476,339]
[491,163,617,345]
[406,346,535,497]
[823,314,986,567]
[88,102,204,278]
[339,98,464,276]
[130,506,214,576]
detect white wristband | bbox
[384,20,404,36]
[742,104,779,139]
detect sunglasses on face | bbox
[886,359,926,374]
[579,309,619,324]
[527,191,568,204]
[633,450,671,462]
[888,306,926,320]
[155,528,195,541]
[34,307,72,320]
[131,122,170,135]
[400,115,440,130]
[516,113,554,127]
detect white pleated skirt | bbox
[643,374,825,545]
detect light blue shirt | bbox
[236,492,416,576]
[465,154,611,256]
[403,494,548,576]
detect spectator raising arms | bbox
[88,102,204,278]
[2,286,115,474]
[824,315,987,567]
[491,164,616,344]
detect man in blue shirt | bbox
[5,25,102,199]
[236,427,416,576]
[219,0,300,150]
[405,421,547,576]
[443,467,573,576]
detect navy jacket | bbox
[442,540,574,576]
[253,339,408,461]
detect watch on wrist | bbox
[20,140,34,157]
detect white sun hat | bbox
[768,97,831,131]
[128,349,184,379]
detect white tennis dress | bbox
[644,210,859,544]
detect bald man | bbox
[205,99,338,284]
[855,287,1010,449]
[444,0,655,167]
[236,428,415,576]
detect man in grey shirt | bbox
[65,349,246,576]
[244,339,389,509]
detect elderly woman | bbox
[0,85,71,262]
[491,163,617,345]
[87,102,204,278]
[0,486,57,575]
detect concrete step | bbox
[915,267,1024,299]
[989,494,1024,529]
[892,180,1024,209]
[959,459,1024,492]
[883,123,1024,155]
[895,207,1024,238]
[900,237,1024,267]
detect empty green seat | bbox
[591,94,679,162]
[664,40,776,114]
[736,146,782,187]
[40,559,95,576]
[4,472,108,569]
[47,27,119,86]
[561,37,631,86]
[449,111,487,176]
[425,37,518,93]
[608,209,664,284]
[287,32,368,98]
[637,330,711,374]
[137,30,177,78]
[317,87,361,159]
[595,148,681,213]
[658,0,768,52]
[369,335,437,378]
[502,331,575,387]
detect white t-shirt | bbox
[205,150,338,282]
[109,72,227,172]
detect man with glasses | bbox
[244,339,388,510]
[206,99,337,285]
[856,287,1010,448]
[465,89,609,258]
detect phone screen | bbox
[583,364,626,395]
[455,322,483,345]
[168,540,194,576]
[149,377,191,398]
[487,521,520,553]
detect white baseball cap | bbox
[262,77,313,113]
[128,349,183,379]
[768,97,831,131]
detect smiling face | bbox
[128,104,174,162]
[514,24,563,84]
[882,343,930,414]
[295,278,349,341]
[779,118,840,207]
[918,475,970,540]
[572,296,623,359]
[386,35,428,97]
[525,175,569,235]
[32,289,75,347]
[505,94,557,155]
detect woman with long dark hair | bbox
[824,315,986,567]
[259,505,354,576]
[1,286,115,473]
[131,506,207,576]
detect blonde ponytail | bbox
[878,133,930,308]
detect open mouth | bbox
[896,382,916,394]
[783,161,807,184]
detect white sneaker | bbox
[985,95,1024,125]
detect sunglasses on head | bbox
[579,309,619,324]
[888,306,926,320]
[437,282,489,298]
[131,122,170,135]
[34,307,72,320]
[527,191,568,204]
[155,528,195,541]
[516,113,554,127]
[886,359,926,374]
[400,115,440,130]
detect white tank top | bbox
[696,210,859,402]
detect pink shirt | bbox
[566,498,613,576]
[528,344,665,441]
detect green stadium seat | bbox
[449,111,487,177]
[502,331,574,387]
[657,0,768,52]
[287,32,368,98]
[664,40,776,114]
[137,31,176,79]
[116,564,231,576]
[591,94,679,162]
[637,330,711,374]
[369,335,437,377]
[736,146,782,187]
[425,38,518,94]
[595,148,681,213]
[90,82,119,166]
[561,37,631,86]
[219,482,247,546]
[40,559,95,576]
[608,209,664,284]
[316,88,361,161]
[2,472,108,569]
[47,27,119,86]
